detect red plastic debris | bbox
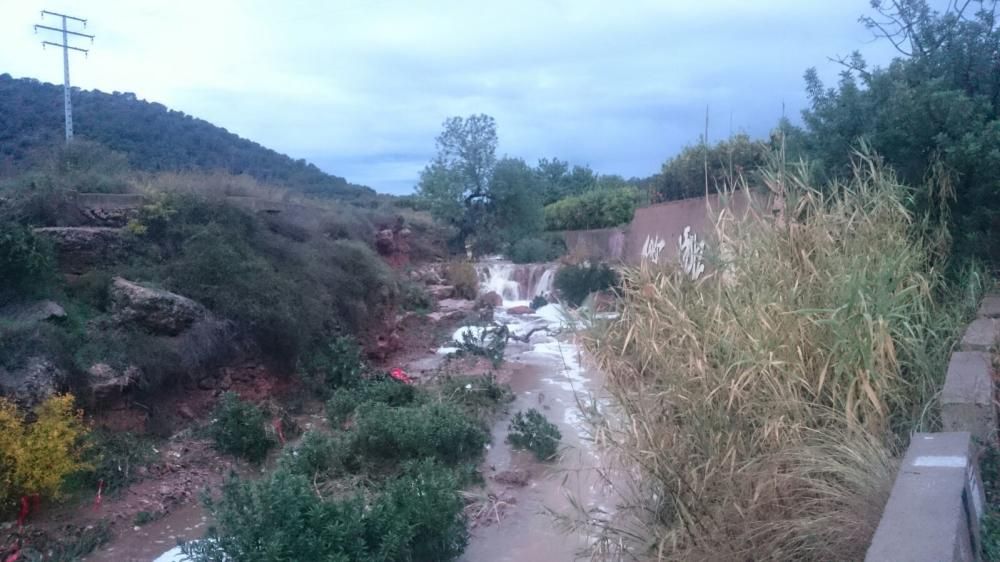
[389,368,413,384]
[94,479,104,510]
[4,546,20,562]
[16,496,29,527]
[273,418,286,444]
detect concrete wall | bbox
[562,191,758,266]
[866,294,1000,561]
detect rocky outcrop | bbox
[87,363,139,402]
[427,285,455,300]
[507,306,534,315]
[1,300,66,324]
[478,291,503,308]
[0,357,64,410]
[34,226,128,274]
[375,224,412,268]
[110,277,206,336]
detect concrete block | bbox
[866,432,984,562]
[960,318,998,352]
[941,351,997,448]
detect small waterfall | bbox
[478,261,559,305]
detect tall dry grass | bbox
[580,151,981,561]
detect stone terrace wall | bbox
[866,295,1000,561]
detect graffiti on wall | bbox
[678,226,705,280]
[641,234,667,264]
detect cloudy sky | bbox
[0,1,904,194]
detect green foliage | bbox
[17,521,111,562]
[451,324,509,367]
[278,430,346,478]
[184,460,468,562]
[433,374,514,423]
[209,392,273,463]
[982,447,1000,561]
[365,459,469,561]
[76,430,157,495]
[652,133,769,202]
[300,337,366,398]
[554,262,619,307]
[507,409,562,461]
[400,280,433,312]
[530,295,548,310]
[326,378,419,425]
[535,157,599,205]
[543,186,638,231]
[0,74,374,201]
[509,236,564,264]
[0,223,54,304]
[797,1,1000,263]
[351,401,488,466]
[444,261,479,300]
[489,157,545,247]
[134,510,165,526]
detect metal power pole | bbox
[34,11,94,143]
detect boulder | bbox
[110,277,206,336]
[493,469,530,487]
[0,357,63,410]
[33,226,128,274]
[477,291,503,309]
[507,305,534,315]
[1,300,67,324]
[87,363,139,402]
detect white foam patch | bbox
[153,546,190,562]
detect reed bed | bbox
[581,152,981,561]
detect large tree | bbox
[801,0,1000,262]
[417,114,498,251]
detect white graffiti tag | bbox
[678,226,705,280]
[641,234,667,264]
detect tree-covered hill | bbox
[0,73,375,201]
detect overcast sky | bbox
[0,1,905,194]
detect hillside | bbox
[0,73,375,201]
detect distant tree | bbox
[535,158,597,204]
[490,157,545,247]
[653,133,769,203]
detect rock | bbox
[87,363,139,401]
[427,284,455,300]
[506,305,534,315]
[110,277,206,336]
[33,226,128,274]
[375,229,396,256]
[0,300,66,323]
[478,291,503,308]
[374,225,412,268]
[0,357,63,410]
[493,470,530,487]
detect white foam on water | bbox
[153,546,189,562]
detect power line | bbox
[34,10,95,143]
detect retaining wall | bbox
[866,295,1000,561]
[562,191,758,266]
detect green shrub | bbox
[400,280,433,312]
[278,430,345,478]
[351,401,488,466]
[365,459,469,561]
[543,186,638,231]
[451,323,509,367]
[444,262,478,300]
[299,336,366,398]
[433,374,513,423]
[184,460,468,562]
[508,236,563,264]
[554,262,619,307]
[326,377,419,425]
[209,392,273,463]
[0,223,55,304]
[507,409,562,461]
[76,430,157,495]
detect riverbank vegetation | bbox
[584,152,981,560]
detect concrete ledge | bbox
[942,352,998,448]
[960,318,998,352]
[866,432,985,562]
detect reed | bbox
[581,150,981,560]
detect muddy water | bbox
[462,327,609,562]
[85,503,207,562]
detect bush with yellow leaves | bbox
[0,394,90,508]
